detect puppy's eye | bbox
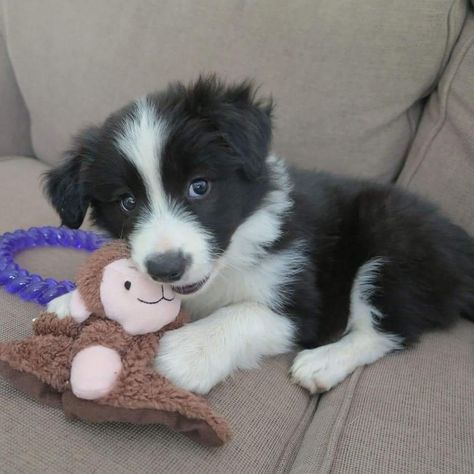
[124,281,131,290]
[120,194,136,213]
[187,179,210,199]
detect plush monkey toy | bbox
[0,241,230,446]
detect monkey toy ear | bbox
[70,289,92,323]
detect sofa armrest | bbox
[398,7,474,236]
[0,3,32,157]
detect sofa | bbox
[1,1,473,472]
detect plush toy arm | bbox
[69,320,130,400]
[33,312,82,338]
[70,345,123,400]
[71,319,133,359]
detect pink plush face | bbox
[98,258,181,335]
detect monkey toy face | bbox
[70,258,181,335]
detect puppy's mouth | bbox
[172,275,210,295]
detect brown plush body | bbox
[0,242,230,446]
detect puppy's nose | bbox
[145,251,188,282]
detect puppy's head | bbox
[44,76,277,296]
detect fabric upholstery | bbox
[1,1,474,472]
[398,8,474,235]
[2,0,467,180]
[0,7,32,157]
[1,324,314,472]
[291,320,474,474]
[0,157,58,233]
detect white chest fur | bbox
[184,242,306,320]
[183,154,301,319]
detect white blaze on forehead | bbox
[114,97,214,282]
[115,97,168,213]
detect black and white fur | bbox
[45,76,474,394]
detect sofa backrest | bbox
[399,7,474,235]
[0,5,32,157]
[1,0,468,180]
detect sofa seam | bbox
[404,31,474,187]
[429,0,467,95]
[0,155,38,164]
[275,394,320,473]
[318,367,363,474]
[289,367,364,474]
[391,105,422,183]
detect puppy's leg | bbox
[46,291,74,318]
[291,259,402,393]
[155,302,296,394]
[291,327,401,394]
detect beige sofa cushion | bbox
[290,320,474,474]
[398,8,474,235]
[0,157,57,232]
[0,10,32,157]
[2,0,467,180]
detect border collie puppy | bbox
[45,76,474,394]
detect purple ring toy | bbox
[0,227,109,306]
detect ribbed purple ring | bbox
[0,227,108,306]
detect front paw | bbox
[290,346,350,394]
[155,325,228,395]
[46,292,73,319]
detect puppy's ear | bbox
[191,76,273,179]
[220,80,274,180]
[43,127,100,228]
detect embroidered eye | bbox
[187,179,210,199]
[120,194,136,213]
[124,281,131,290]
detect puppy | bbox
[45,76,474,395]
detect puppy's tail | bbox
[460,285,474,322]
[460,286,474,322]
[450,224,474,323]
[459,239,474,323]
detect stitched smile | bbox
[137,285,175,304]
[137,296,174,304]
